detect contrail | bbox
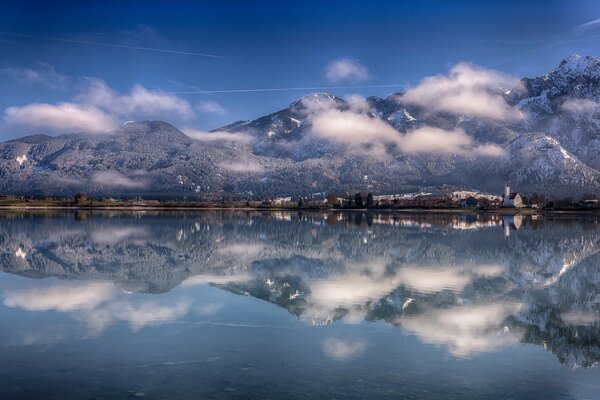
[0,32,223,58]
[171,84,409,94]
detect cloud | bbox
[92,170,147,188]
[309,109,504,157]
[79,79,193,119]
[310,109,400,158]
[298,94,341,115]
[183,128,254,144]
[3,281,191,336]
[307,258,400,309]
[4,79,194,133]
[325,58,371,83]
[345,94,370,112]
[90,226,149,244]
[322,338,367,361]
[395,267,473,294]
[196,100,227,115]
[4,282,116,312]
[401,127,473,154]
[82,299,190,334]
[218,161,265,173]
[403,63,522,121]
[217,243,265,255]
[574,18,600,34]
[401,303,522,357]
[403,127,505,156]
[181,273,253,286]
[561,311,600,326]
[4,102,115,133]
[1,62,70,90]
[196,302,224,316]
[561,98,599,114]
[473,143,505,157]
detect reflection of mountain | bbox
[1,211,599,367]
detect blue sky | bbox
[1,0,600,139]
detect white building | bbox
[502,183,523,208]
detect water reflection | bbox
[1,211,600,368]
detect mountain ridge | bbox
[2,54,600,198]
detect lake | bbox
[0,211,599,399]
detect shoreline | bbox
[0,205,598,215]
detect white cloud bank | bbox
[403,63,522,121]
[309,106,504,158]
[325,58,371,82]
[218,161,265,173]
[4,78,194,133]
[92,170,147,188]
[183,128,254,144]
[401,303,522,357]
[561,98,600,114]
[5,102,116,133]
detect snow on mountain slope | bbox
[2,55,600,198]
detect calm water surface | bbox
[1,211,599,399]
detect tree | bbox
[74,192,88,204]
[298,198,304,207]
[326,192,340,206]
[366,192,374,207]
[354,192,363,208]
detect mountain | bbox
[2,55,600,198]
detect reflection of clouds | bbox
[401,303,522,357]
[310,275,399,306]
[181,273,252,286]
[90,226,149,244]
[5,282,116,312]
[3,281,190,336]
[322,338,367,361]
[217,243,264,256]
[306,261,505,320]
[561,311,600,326]
[305,259,399,324]
[196,302,224,316]
[395,267,472,294]
[81,299,190,334]
[10,326,67,346]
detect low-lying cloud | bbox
[92,170,147,188]
[309,105,504,158]
[561,98,600,114]
[219,161,265,173]
[183,128,254,144]
[403,63,522,121]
